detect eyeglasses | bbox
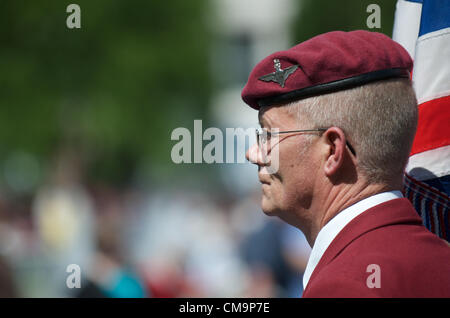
[255,127,356,157]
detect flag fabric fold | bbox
[393,0,450,242]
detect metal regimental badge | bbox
[258,59,298,88]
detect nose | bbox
[246,143,257,164]
[246,143,267,166]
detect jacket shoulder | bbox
[304,210,450,297]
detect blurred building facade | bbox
[209,0,299,196]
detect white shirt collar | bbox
[302,190,403,290]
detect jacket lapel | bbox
[306,198,423,288]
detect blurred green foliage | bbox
[292,0,397,42]
[0,0,211,186]
[0,0,400,189]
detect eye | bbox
[266,131,272,140]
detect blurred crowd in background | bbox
[0,0,397,297]
[0,150,311,297]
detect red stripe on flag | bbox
[410,95,450,156]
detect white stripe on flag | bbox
[413,27,450,104]
[392,0,422,58]
[406,145,450,180]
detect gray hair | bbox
[286,78,418,184]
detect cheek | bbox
[278,148,316,198]
[278,148,304,182]
[263,139,317,208]
[267,162,301,203]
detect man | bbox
[242,30,450,297]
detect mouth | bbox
[258,174,271,185]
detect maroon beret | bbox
[241,30,413,110]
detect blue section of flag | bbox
[422,175,450,198]
[445,207,449,238]
[405,0,423,3]
[419,0,450,36]
[404,174,450,242]
[423,199,430,229]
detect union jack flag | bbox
[393,0,450,242]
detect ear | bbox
[322,127,347,177]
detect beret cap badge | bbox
[258,59,298,88]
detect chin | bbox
[260,196,281,217]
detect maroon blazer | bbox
[302,198,450,298]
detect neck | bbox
[305,180,398,247]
